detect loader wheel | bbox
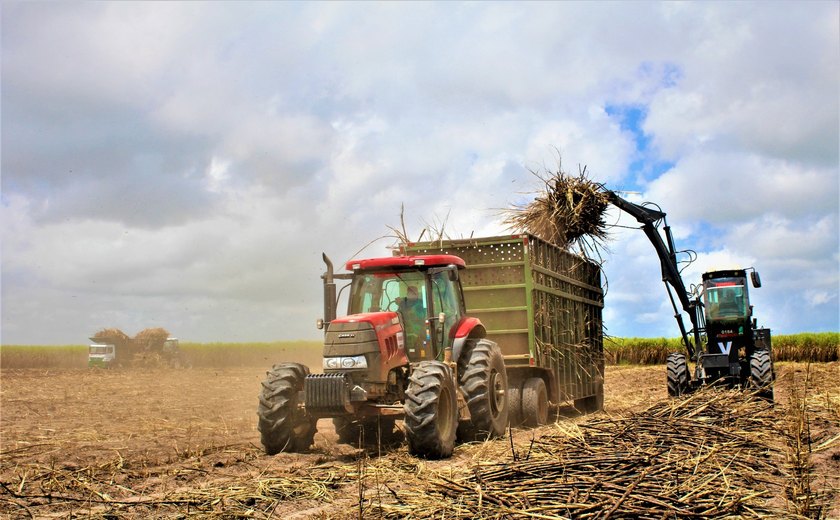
[257,363,317,454]
[666,353,689,397]
[507,380,524,427]
[333,416,401,447]
[521,377,548,427]
[749,350,774,401]
[456,339,509,441]
[404,361,457,459]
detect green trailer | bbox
[401,234,604,425]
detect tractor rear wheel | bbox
[749,350,774,401]
[521,377,549,427]
[456,339,509,440]
[404,361,457,459]
[257,363,317,454]
[666,353,689,397]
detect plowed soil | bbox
[1,362,837,518]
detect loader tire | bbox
[456,339,509,441]
[257,363,317,454]
[749,350,774,401]
[666,353,689,397]
[404,361,457,459]
[333,416,401,447]
[521,377,549,427]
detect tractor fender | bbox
[451,317,486,363]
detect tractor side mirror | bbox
[750,271,762,288]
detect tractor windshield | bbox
[704,278,749,321]
[349,271,427,316]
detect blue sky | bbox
[2,1,838,344]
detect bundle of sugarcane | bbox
[505,168,610,256]
[133,327,170,351]
[89,327,130,346]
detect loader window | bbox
[704,278,748,321]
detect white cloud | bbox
[2,1,837,343]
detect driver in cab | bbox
[398,285,426,351]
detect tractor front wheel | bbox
[257,363,317,454]
[404,361,457,459]
[457,339,509,441]
[666,353,689,397]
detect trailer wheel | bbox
[666,353,689,397]
[507,380,524,427]
[333,416,401,446]
[257,363,317,454]
[521,377,548,427]
[457,339,509,440]
[404,361,457,459]
[749,350,774,401]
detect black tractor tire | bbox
[749,350,774,401]
[456,339,509,441]
[507,380,524,427]
[574,381,604,414]
[333,416,401,446]
[403,361,458,459]
[666,353,690,397]
[257,363,317,454]
[521,377,549,427]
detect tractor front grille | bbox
[305,372,352,416]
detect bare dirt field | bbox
[1,362,838,518]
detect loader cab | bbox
[345,255,467,362]
[702,269,755,323]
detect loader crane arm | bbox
[605,191,701,358]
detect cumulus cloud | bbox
[2,1,837,343]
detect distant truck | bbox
[88,343,116,367]
[400,234,605,424]
[88,328,188,368]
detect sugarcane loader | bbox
[257,253,509,459]
[605,192,774,400]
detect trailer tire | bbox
[666,353,689,397]
[457,339,509,440]
[749,350,774,401]
[404,361,457,459]
[257,363,317,454]
[507,380,524,427]
[521,377,548,427]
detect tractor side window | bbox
[432,271,462,351]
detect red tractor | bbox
[257,253,509,459]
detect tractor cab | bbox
[343,255,466,363]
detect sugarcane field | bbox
[1,360,838,518]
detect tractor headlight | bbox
[323,355,368,370]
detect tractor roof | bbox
[345,255,465,272]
